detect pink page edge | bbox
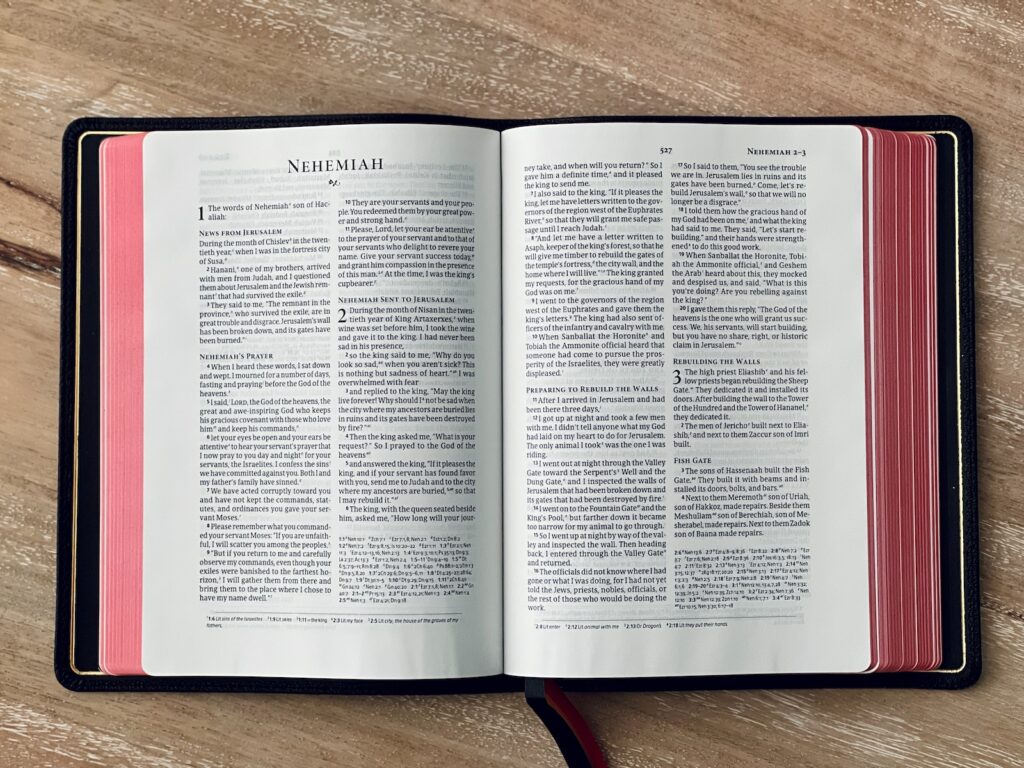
[99,132,147,676]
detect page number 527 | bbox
[659,147,672,155]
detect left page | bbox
[141,123,502,679]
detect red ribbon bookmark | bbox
[525,679,608,768]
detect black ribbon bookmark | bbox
[525,679,608,768]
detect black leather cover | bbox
[56,114,979,693]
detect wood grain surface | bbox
[1,1,1022,765]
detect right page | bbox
[501,122,872,678]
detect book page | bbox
[501,122,871,677]
[141,123,502,679]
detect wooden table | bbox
[2,1,1022,765]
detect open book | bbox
[59,116,978,688]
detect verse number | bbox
[660,147,673,155]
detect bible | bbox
[56,115,979,692]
